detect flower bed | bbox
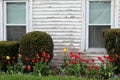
[60,48,119,79]
[0,48,120,80]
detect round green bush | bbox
[103,29,120,74]
[20,31,54,62]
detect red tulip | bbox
[47,54,50,59]
[101,59,105,63]
[36,59,39,63]
[70,52,74,58]
[46,59,48,62]
[104,55,110,59]
[25,57,29,61]
[92,59,94,63]
[95,65,99,70]
[71,60,77,64]
[41,57,44,61]
[13,56,16,60]
[86,59,89,63]
[27,65,31,70]
[98,56,104,63]
[31,59,35,63]
[79,58,83,62]
[8,61,11,64]
[109,58,114,62]
[98,56,102,60]
[42,52,46,57]
[36,53,39,58]
[78,52,81,55]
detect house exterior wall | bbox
[31,0,120,66]
[0,0,120,66]
[32,0,85,54]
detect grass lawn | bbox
[0,74,120,80]
[0,74,87,80]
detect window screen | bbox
[7,2,26,24]
[7,26,26,41]
[89,26,110,48]
[89,1,111,24]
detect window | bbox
[4,1,28,41]
[87,0,112,48]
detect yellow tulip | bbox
[6,56,10,60]
[63,48,67,53]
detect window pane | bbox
[89,1,111,24]
[89,26,110,48]
[7,26,26,41]
[7,2,26,24]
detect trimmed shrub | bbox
[20,31,54,62]
[0,41,19,71]
[103,29,120,74]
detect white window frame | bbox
[86,0,114,51]
[3,0,29,40]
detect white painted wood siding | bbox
[118,0,120,27]
[32,0,84,56]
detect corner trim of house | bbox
[0,0,3,41]
[28,0,32,32]
[81,0,86,51]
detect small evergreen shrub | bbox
[103,29,120,74]
[0,41,19,71]
[20,31,54,63]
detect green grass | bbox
[0,74,86,80]
[0,74,119,80]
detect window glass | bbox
[7,26,26,41]
[7,2,26,24]
[89,26,110,48]
[89,1,111,24]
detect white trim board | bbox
[0,0,3,40]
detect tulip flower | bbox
[41,57,44,61]
[79,58,83,62]
[13,56,16,60]
[78,52,81,55]
[27,65,31,70]
[92,59,94,63]
[31,59,35,63]
[36,53,39,58]
[46,59,48,62]
[7,61,11,64]
[25,57,29,61]
[71,60,77,64]
[47,54,50,59]
[63,48,67,53]
[86,59,89,63]
[18,53,22,58]
[42,52,46,57]
[6,56,10,60]
[36,59,39,63]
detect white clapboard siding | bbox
[32,0,83,66]
[32,0,108,66]
[118,0,120,27]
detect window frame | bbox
[86,0,114,50]
[3,0,28,40]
